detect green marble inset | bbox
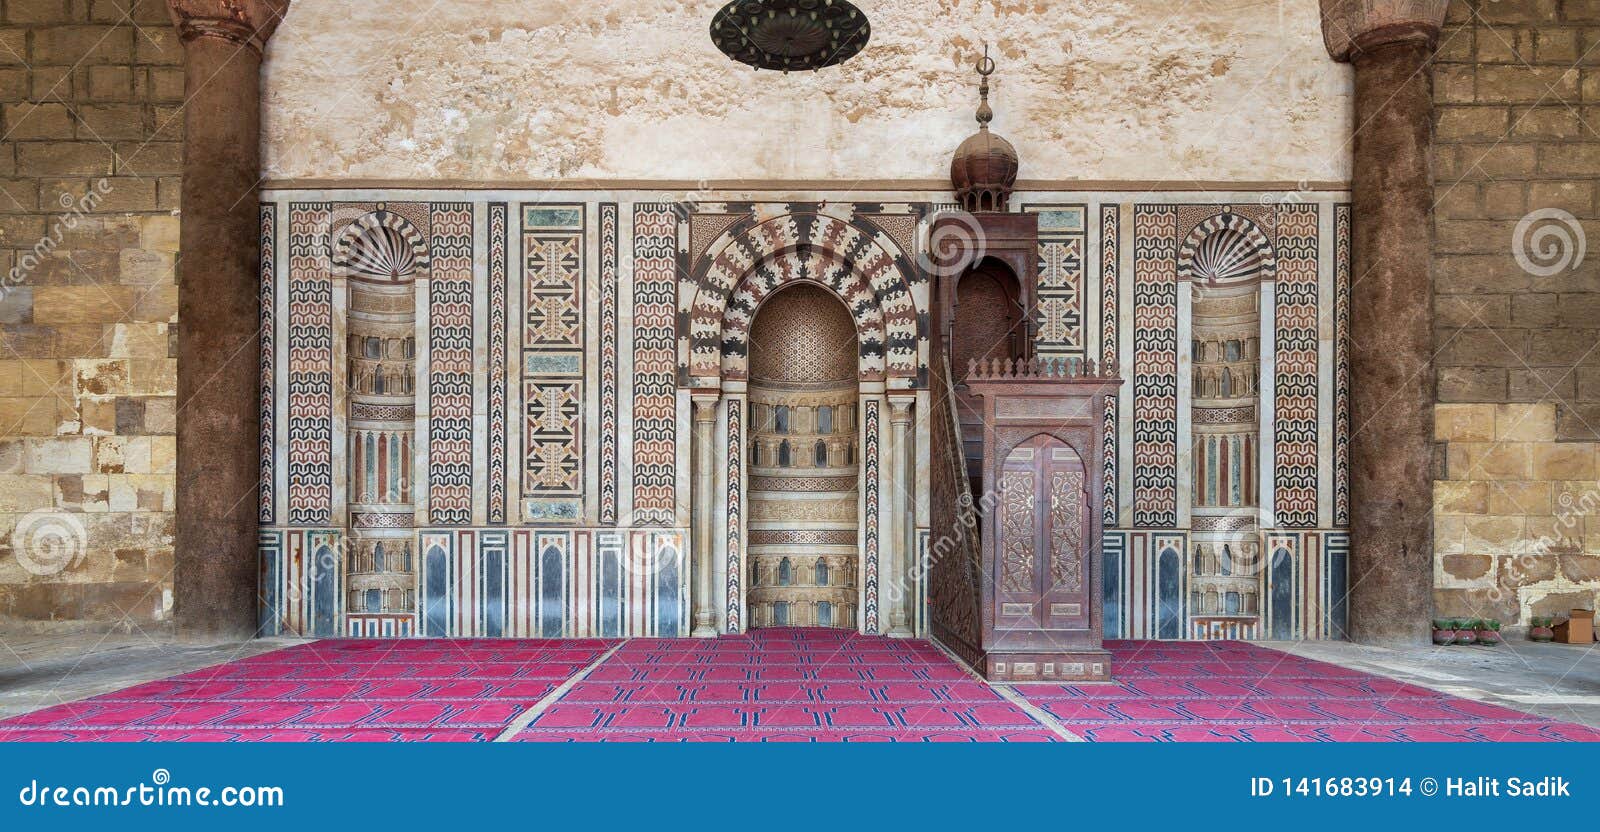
[524,353,582,376]
[522,206,583,229]
[1036,208,1084,232]
[523,499,581,522]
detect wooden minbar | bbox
[962,357,1122,682]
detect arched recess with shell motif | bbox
[332,210,429,632]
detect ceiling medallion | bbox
[710,0,871,73]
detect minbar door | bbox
[996,434,1090,633]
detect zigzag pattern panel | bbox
[286,204,334,525]
[598,203,620,524]
[1333,204,1352,529]
[1131,206,1179,528]
[428,203,475,525]
[259,205,276,525]
[1273,204,1320,529]
[487,203,509,525]
[631,204,679,526]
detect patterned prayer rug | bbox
[1012,640,1600,742]
[2,632,1593,742]
[0,638,612,742]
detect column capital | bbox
[167,0,290,55]
[887,398,914,424]
[692,396,719,422]
[1318,0,1448,63]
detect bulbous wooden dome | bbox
[951,128,1019,214]
[949,49,1017,213]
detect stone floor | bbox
[1273,638,1600,729]
[0,631,1595,740]
[0,633,302,720]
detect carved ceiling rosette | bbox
[710,0,871,72]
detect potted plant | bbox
[1432,618,1456,645]
[1475,619,1502,646]
[1530,616,1556,642]
[1453,618,1476,645]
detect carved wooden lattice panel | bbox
[1000,469,1036,594]
[1050,470,1085,592]
[997,435,1092,631]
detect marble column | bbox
[691,396,719,636]
[888,398,915,636]
[1320,0,1447,644]
[167,0,290,639]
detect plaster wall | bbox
[261,0,1352,185]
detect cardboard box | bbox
[1553,609,1595,645]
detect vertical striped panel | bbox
[538,532,568,637]
[1102,531,1124,638]
[257,530,281,636]
[421,531,452,636]
[305,530,341,638]
[654,530,685,637]
[1266,532,1298,640]
[598,531,624,637]
[1326,531,1350,639]
[483,530,510,636]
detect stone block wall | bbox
[0,0,180,631]
[1433,0,1600,624]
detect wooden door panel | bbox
[996,436,1092,632]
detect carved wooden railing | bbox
[965,355,1119,381]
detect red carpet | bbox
[1,632,1594,742]
[1015,640,1600,742]
[513,627,1053,742]
[0,639,612,742]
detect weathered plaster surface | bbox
[262,0,1352,183]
